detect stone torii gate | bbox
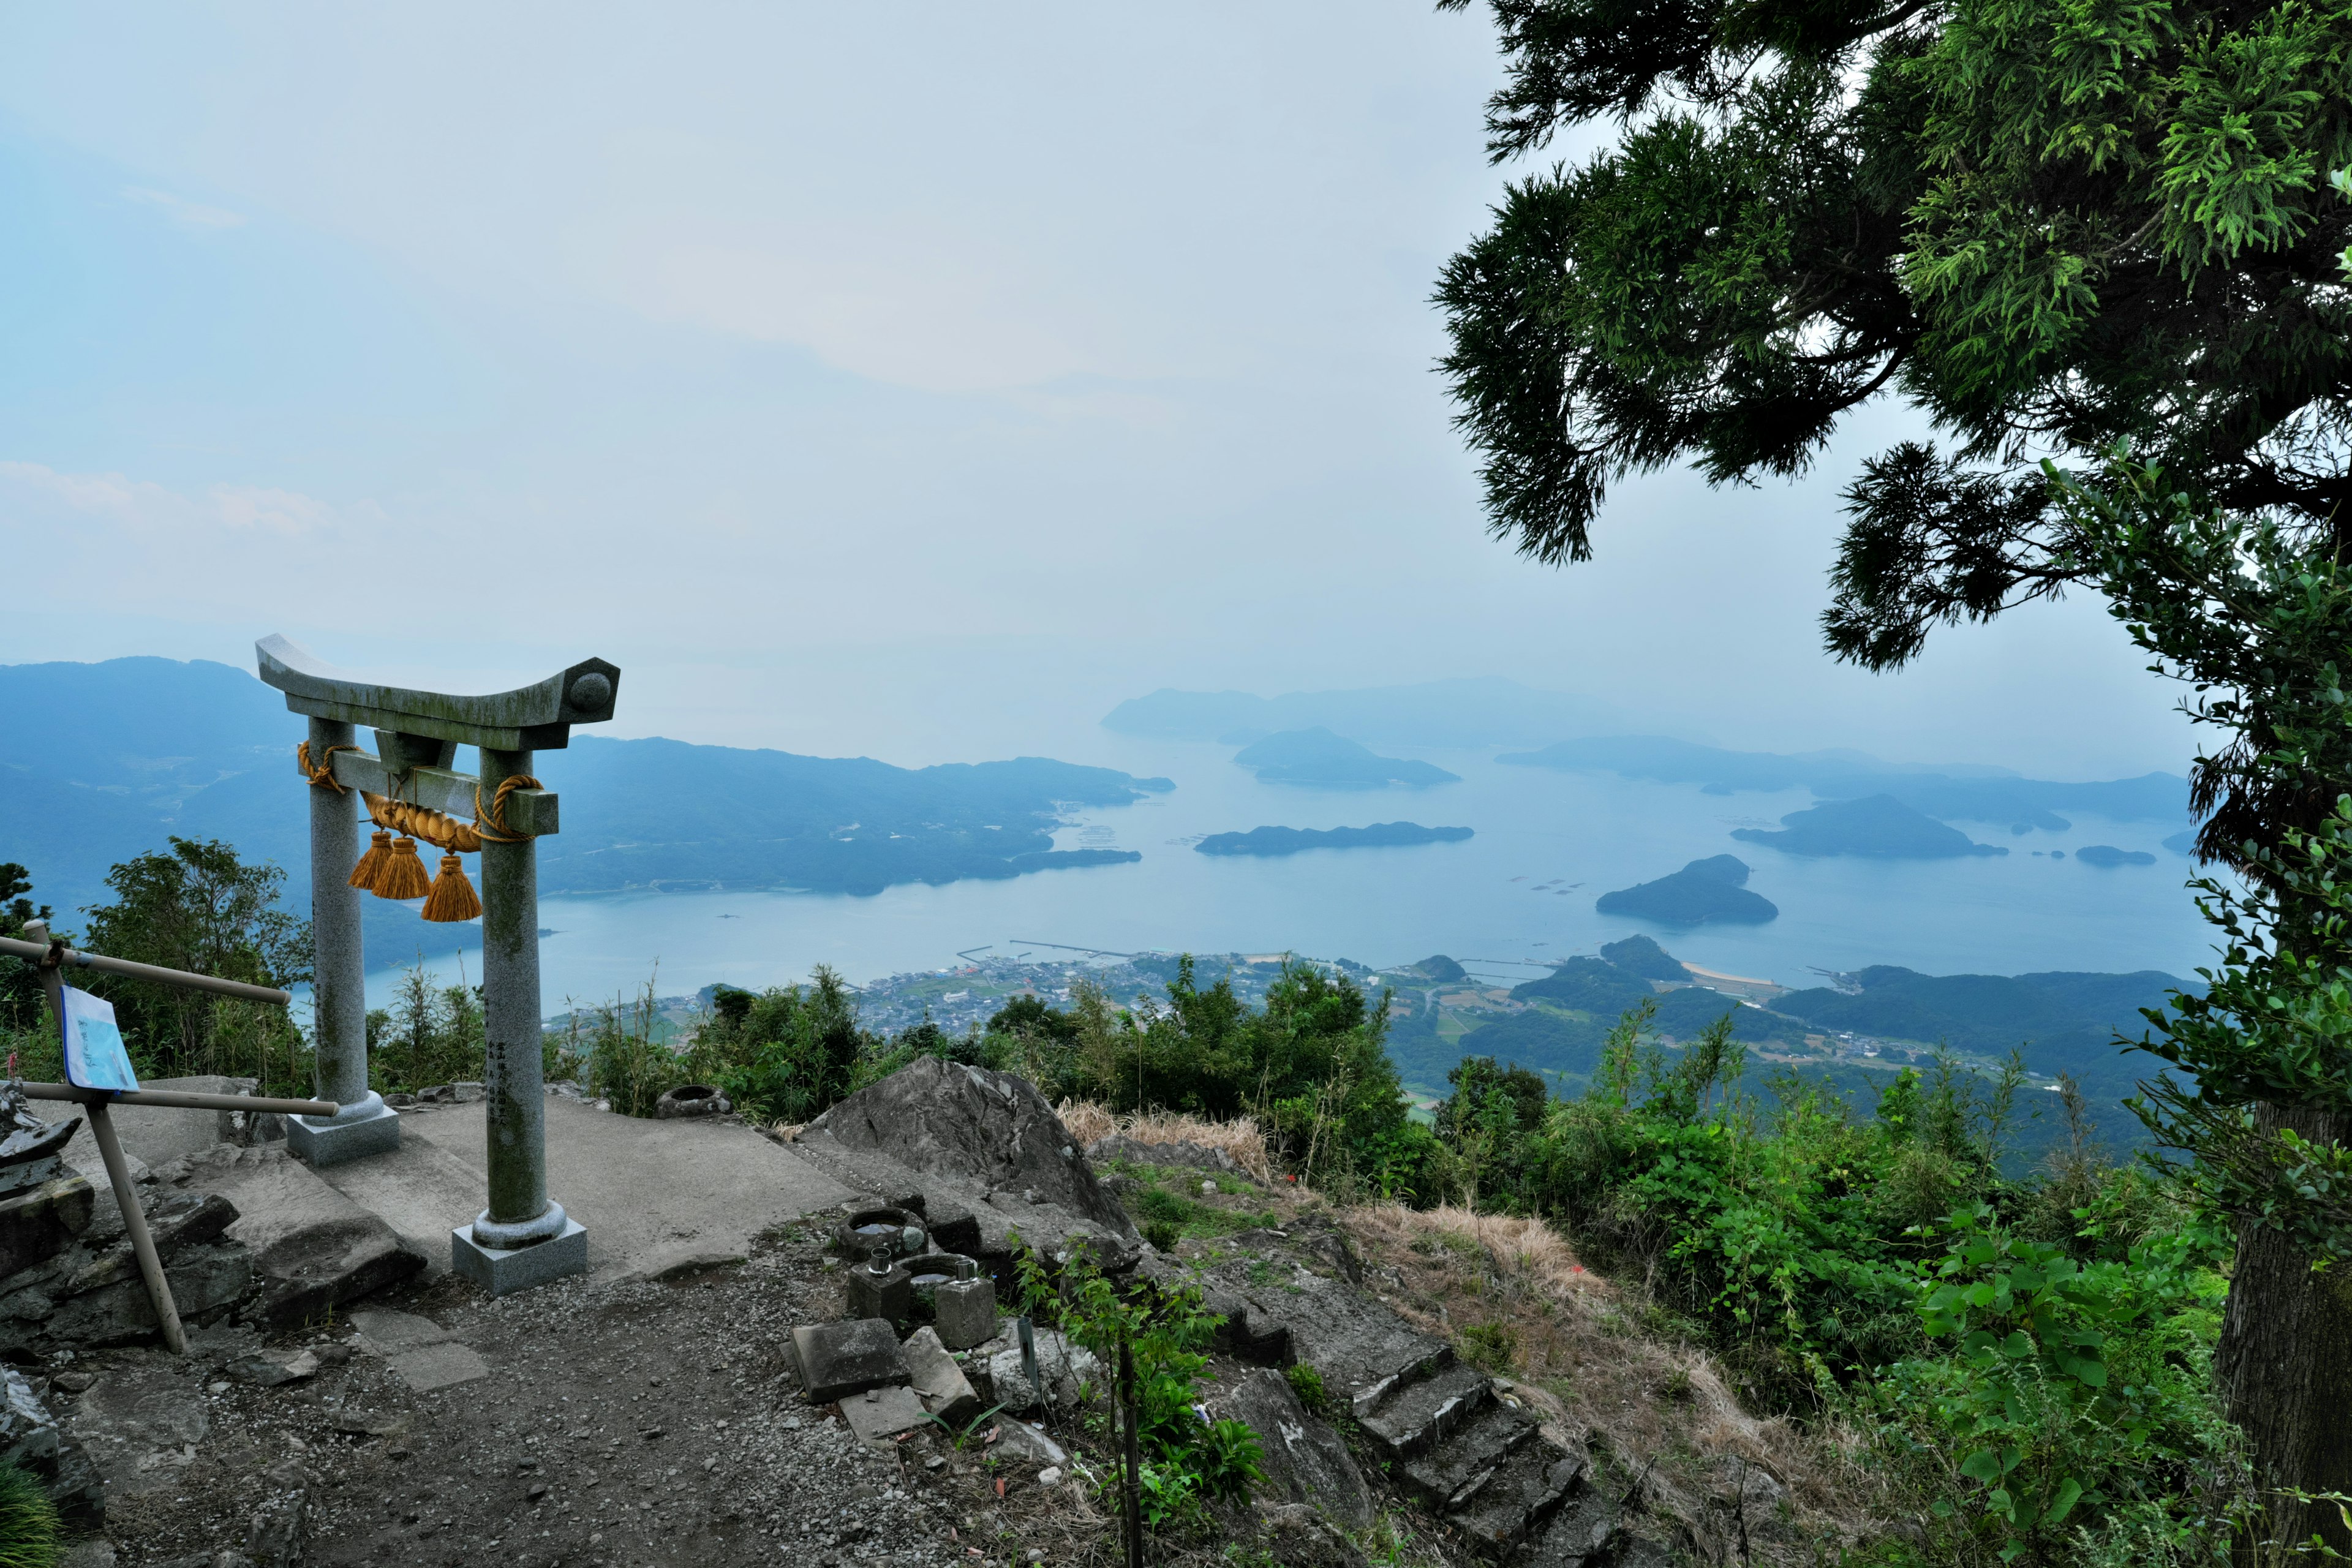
[255,635,620,1294]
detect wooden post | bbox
[21,921,186,1355]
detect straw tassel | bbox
[349,831,393,892]
[374,836,434,900]
[421,853,482,924]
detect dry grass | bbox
[1054,1099,1275,1182]
[1340,1203,1877,1563]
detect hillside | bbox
[0,658,1169,916]
[1732,793,2008,858]
[1194,822,1474,856]
[1230,728,1460,786]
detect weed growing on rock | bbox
[0,1459,58,1568]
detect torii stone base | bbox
[287,1098,401,1167]
[451,1216,587,1296]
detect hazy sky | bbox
[0,4,2195,777]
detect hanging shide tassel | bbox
[374,836,434,900]
[421,853,482,923]
[349,831,393,892]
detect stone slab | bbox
[974,1325,1099,1414]
[1215,1368,1373,1529]
[386,1340,489,1392]
[791,1318,910,1404]
[392,1096,854,1283]
[840,1383,928,1448]
[0,1174,93,1279]
[902,1325,981,1427]
[349,1307,451,1353]
[67,1357,211,1501]
[286,1104,399,1167]
[304,1131,485,1276]
[159,1146,422,1329]
[451,1218,587,1296]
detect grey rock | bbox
[976,1326,1098,1414]
[804,1059,1136,1241]
[791,1318,911,1404]
[37,1242,253,1351]
[654,1085,731,1119]
[1254,1501,1368,1568]
[67,1359,211,1502]
[159,1145,422,1330]
[0,1172,94,1279]
[1,1362,102,1520]
[246,1461,309,1568]
[55,1539,116,1568]
[1213,1368,1372,1529]
[1084,1135,1248,1179]
[900,1325,981,1427]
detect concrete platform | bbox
[337,1095,855,1284]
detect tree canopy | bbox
[1436,0,2352,667]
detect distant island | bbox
[1595,855,1779,924]
[1194,822,1474,858]
[2076,844,2158,867]
[1731,794,2007,859]
[1231,728,1460,786]
[1101,679,1632,748]
[1498,734,2187,832]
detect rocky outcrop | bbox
[1211,1368,1371,1528]
[0,1365,103,1523]
[152,1145,422,1330]
[805,1059,1136,1240]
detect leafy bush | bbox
[1284,1361,1329,1415]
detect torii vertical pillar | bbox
[455,744,585,1290]
[256,635,617,1297]
[288,714,400,1166]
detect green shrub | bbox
[1143,1218,1181,1253]
[1458,1322,1517,1374]
[0,1460,58,1568]
[1284,1361,1329,1414]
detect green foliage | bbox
[687,967,873,1123]
[366,964,485,1093]
[1436,0,2351,672]
[1873,1205,2234,1564]
[0,1460,58,1568]
[75,837,312,1096]
[0,864,55,1033]
[1458,1321,1518,1373]
[1284,1360,1329,1415]
[1013,1240,1264,1528]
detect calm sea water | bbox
[362,736,2215,1011]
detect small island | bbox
[1595,855,1779,925]
[1232,728,1460,786]
[1731,794,2007,859]
[1194,822,1474,857]
[2075,844,2158,867]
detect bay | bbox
[363,736,2215,1009]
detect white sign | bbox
[60,987,138,1094]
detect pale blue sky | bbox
[1,3,2192,775]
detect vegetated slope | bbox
[1732,794,2008,858]
[1100,677,1632,747]
[1499,734,2187,830]
[1595,854,1778,924]
[1231,728,1460,786]
[2076,845,2160,866]
[1599,933,1686,981]
[0,657,1166,913]
[1193,823,1474,857]
[1769,967,2190,1097]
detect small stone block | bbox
[287,1105,401,1168]
[450,1217,587,1297]
[791,1317,910,1404]
[933,1275,997,1351]
[902,1325,981,1427]
[841,1383,929,1448]
[843,1262,912,1324]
